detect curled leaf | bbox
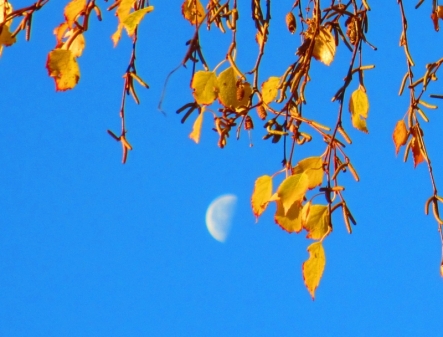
[313,27,336,66]
[393,120,408,155]
[251,175,273,220]
[189,107,204,144]
[303,242,326,300]
[349,87,369,133]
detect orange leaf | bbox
[411,136,425,167]
[182,0,205,25]
[393,120,408,155]
[302,242,326,300]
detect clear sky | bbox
[1,1,443,336]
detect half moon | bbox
[205,194,237,243]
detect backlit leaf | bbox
[122,6,154,36]
[64,0,86,27]
[293,156,323,189]
[46,49,80,91]
[191,71,219,105]
[275,200,302,233]
[251,175,273,220]
[182,0,205,25]
[217,67,238,109]
[349,87,369,133]
[393,120,408,155]
[54,22,69,45]
[303,204,330,240]
[63,30,85,57]
[112,0,136,46]
[303,242,326,300]
[261,77,280,104]
[411,136,425,167]
[313,27,336,66]
[277,173,309,215]
[238,82,252,107]
[0,0,15,55]
[189,107,204,144]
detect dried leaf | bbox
[411,136,425,167]
[393,120,408,155]
[182,0,205,25]
[122,6,154,36]
[303,242,326,300]
[189,107,204,144]
[275,200,302,233]
[46,49,80,91]
[293,156,323,190]
[277,173,309,215]
[261,77,280,104]
[251,175,273,220]
[64,0,86,27]
[313,27,336,66]
[303,204,330,240]
[191,71,219,105]
[349,87,369,133]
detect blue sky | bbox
[1,1,443,336]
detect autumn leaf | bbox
[393,120,408,155]
[277,173,309,215]
[182,0,205,25]
[238,82,252,107]
[191,71,219,105]
[293,156,324,190]
[313,27,336,66]
[112,0,137,46]
[64,0,86,27]
[251,175,273,220]
[122,6,154,36]
[46,49,80,91]
[217,67,239,109]
[411,136,425,167]
[275,200,302,233]
[349,87,369,133]
[261,77,280,104]
[0,0,15,55]
[189,107,204,144]
[303,204,330,240]
[303,242,326,300]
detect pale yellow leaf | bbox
[293,156,323,190]
[64,0,86,27]
[189,108,204,144]
[46,49,80,91]
[303,242,326,300]
[122,6,154,36]
[349,87,369,133]
[274,200,302,233]
[277,173,309,215]
[303,204,330,240]
[261,76,280,104]
[313,27,336,66]
[182,0,205,25]
[191,71,219,105]
[251,175,273,220]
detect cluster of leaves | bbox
[3,0,443,298]
[175,0,374,299]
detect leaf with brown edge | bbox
[46,49,80,91]
[122,6,154,36]
[303,204,330,240]
[191,71,218,105]
[312,27,336,66]
[261,77,280,104]
[393,120,408,155]
[274,199,302,233]
[349,87,369,133]
[64,0,86,27]
[293,156,323,190]
[277,173,309,215]
[182,0,205,25]
[189,107,204,144]
[251,175,273,221]
[303,242,326,300]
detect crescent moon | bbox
[205,194,237,243]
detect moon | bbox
[205,194,237,243]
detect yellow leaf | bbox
[303,204,330,240]
[189,107,204,143]
[217,67,238,109]
[122,6,154,36]
[112,0,136,46]
[302,242,326,300]
[62,30,85,57]
[349,87,369,133]
[64,0,86,27]
[238,82,252,107]
[54,22,69,45]
[275,200,302,233]
[313,27,336,66]
[191,71,219,105]
[0,0,15,54]
[46,49,80,91]
[393,120,408,155]
[293,156,323,190]
[182,0,205,25]
[277,173,309,215]
[251,175,273,220]
[261,76,280,104]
